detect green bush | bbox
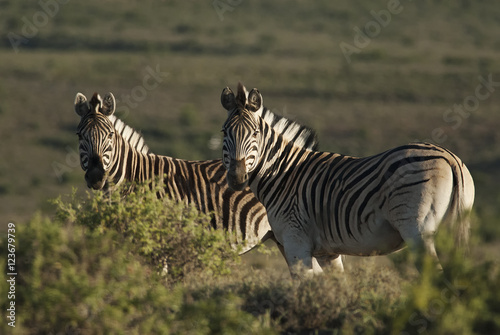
[1,214,174,334]
[53,183,241,283]
[0,212,274,334]
[390,234,500,335]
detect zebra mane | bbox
[257,107,318,151]
[237,83,318,150]
[108,114,150,154]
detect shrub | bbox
[184,260,405,334]
[1,213,174,333]
[0,213,274,334]
[390,233,500,335]
[53,182,241,283]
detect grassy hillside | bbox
[1,0,500,227]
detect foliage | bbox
[0,210,273,334]
[232,262,405,333]
[1,186,499,333]
[1,214,174,334]
[387,229,500,335]
[182,250,500,335]
[53,182,241,283]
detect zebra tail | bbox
[447,160,474,253]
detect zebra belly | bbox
[314,220,405,256]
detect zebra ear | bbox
[101,92,116,116]
[74,93,90,117]
[221,87,236,111]
[246,88,262,113]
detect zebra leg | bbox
[389,196,446,272]
[312,258,324,274]
[277,243,322,274]
[282,239,315,279]
[275,241,290,267]
[265,232,322,274]
[315,254,344,272]
[398,228,442,273]
[265,232,300,271]
[389,159,456,273]
[315,254,347,284]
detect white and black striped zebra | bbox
[74,91,318,254]
[220,84,475,277]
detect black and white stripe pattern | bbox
[74,91,318,254]
[220,85,475,276]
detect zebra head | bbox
[221,83,264,191]
[74,92,116,190]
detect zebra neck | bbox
[249,122,310,201]
[107,135,166,187]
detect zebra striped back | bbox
[74,91,318,254]
[220,84,475,277]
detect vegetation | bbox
[53,184,241,283]
[1,183,499,333]
[0,196,269,334]
[0,0,499,333]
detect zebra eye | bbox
[108,132,114,139]
[253,129,260,137]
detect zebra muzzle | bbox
[85,157,106,190]
[227,158,248,191]
[85,167,106,190]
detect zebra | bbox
[220,84,475,277]
[74,91,318,258]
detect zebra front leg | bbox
[275,241,323,274]
[282,239,315,280]
[276,242,324,275]
[267,232,322,274]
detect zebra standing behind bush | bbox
[220,84,475,278]
[74,91,319,259]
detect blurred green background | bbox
[0,0,499,248]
